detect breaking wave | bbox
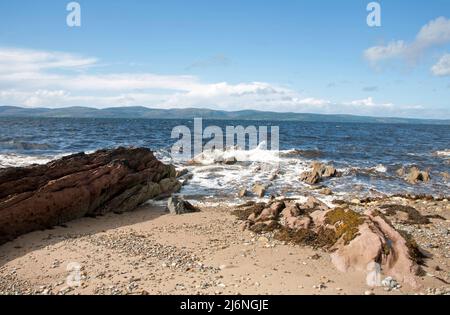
[191,142,281,165]
[434,150,450,157]
[0,152,72,168]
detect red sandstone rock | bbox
[240,197,423,288]
[299,162,339,184]
[0,147,181,245]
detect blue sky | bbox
[0,0,449,118]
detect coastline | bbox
[0,146,448,295]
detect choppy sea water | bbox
[0,117,449,201]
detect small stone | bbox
[319,188,333,196]
[167,196,199,215]
[381,277,398,290]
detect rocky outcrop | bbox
[300,162,339,184]
[0,147,181,245]
[234,197,424,287]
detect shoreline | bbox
[0,147,448,295]
[1,195,449,295]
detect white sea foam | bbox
[177,144,324,201]
[373,164,387,173]
[0,153,52,168]
[341,163,388,176]
[191,142,282,165]
[435,150,450,157]
[0,153,71,168]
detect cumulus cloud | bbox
[416,17,450,47]
[431,53,450,76]
[364,41,407,64]
[0,46,429,117]
[0,47,334,112]
[364,17,450,66]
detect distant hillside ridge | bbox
[0,106,449,125]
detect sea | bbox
[0,117,449,203]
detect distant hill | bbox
[0,105,449,125]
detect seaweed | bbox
[232,203,265,221]
[274,226,318,247]
[314,227,338,249]
[274,226,338,249]
[324,208,364,245]
[379,204,430,225]
[249,221,281,233]
[397,229,427,266]
[426,214,446,221]
[371,209,395,227]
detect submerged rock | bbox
[319,188,333,196]
[253,184,267,198]
[396,167,406,177]
[0,147,181,245]
[167,196,200,215]
[406,167,431,184]
[300,162,339,184]
[299,171,321,185]
[223,157,237,165]
[238,188,249,198]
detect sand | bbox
[0,201,448,295]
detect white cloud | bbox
[0,46,431,117]
[0,47,97,74]
[416,17,450,47]
[347,97,393,108]
[0,47,334,112]
[295,97,331,106]
[161,82,331,112]
[431,53,450,76]
[364,17,450,66]
[364,41,407,64]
